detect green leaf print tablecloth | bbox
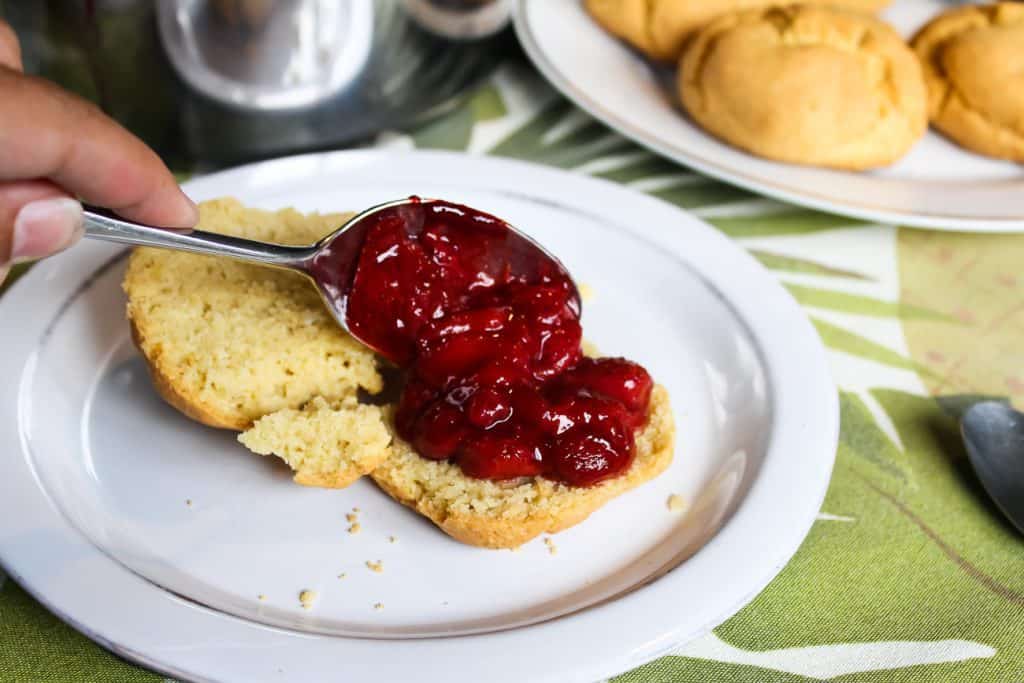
[2,63,1024,683]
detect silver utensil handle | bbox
[82,206,316,271]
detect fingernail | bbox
[180,191,200,227]
[9,197,84,265]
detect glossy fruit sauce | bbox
[316,199,653,487]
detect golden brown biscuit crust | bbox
[586,0,654,57]
[679,5,927,170]
[586,0,891,61]
[129,318,244,430]
[371,385,675,549]
[912,3,1024,162]
[123,199,382,431]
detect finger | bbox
[0,69,197,229]
[0,19,22,71]
[0,180,81,266]
[0,179,69,262]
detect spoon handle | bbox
[82,205,316,271]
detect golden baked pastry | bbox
[371,385,674,549]
[124,199,677,547]
[240,396,392,488]
[585,0,891,62]
[123,198,383,432]
[679,5,928,170]
[912,3,1024,162]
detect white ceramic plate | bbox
[515,0,1024,232]
[0,150,836,683]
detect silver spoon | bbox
[82,198,579,354]
[961,401,1024,534]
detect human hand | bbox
[0,19,197,285]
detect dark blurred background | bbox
[0,0,518,167]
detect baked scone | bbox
[912,3,1024,162]
[123,198,382,431]
[585,0,891,62]
[125,199,676,542]
[679,5,927,170]
[240,396,392,488]
[371,385,674,548]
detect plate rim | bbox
[0,149,838,683]
[513,0,1024,233]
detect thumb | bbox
[0,180,82,268]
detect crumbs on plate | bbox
[579,282,595,302]
[299,590,317,610]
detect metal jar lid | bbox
[158,0,375,111]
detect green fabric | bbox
[0,578,159,683]
[3,63,1024,682]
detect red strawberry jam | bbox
[318,199,653,487]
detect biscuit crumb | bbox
[543,537,558,555]
[338,573,347,579]
[299,590,317,610]
[353,507,361,513]
[258,594,266,601]
[388,535,397,544]
[239,398,391,487]
[373,602,384,611]
[667,493,687,512]
[366,560,384,573]
[345,512,359,523]
[579,282,595,302]
[185,499,192,507]
[348,522,361,534]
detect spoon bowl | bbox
[961,400,1024,534]
[82,197,579,355]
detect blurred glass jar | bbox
[0,0,514,165]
